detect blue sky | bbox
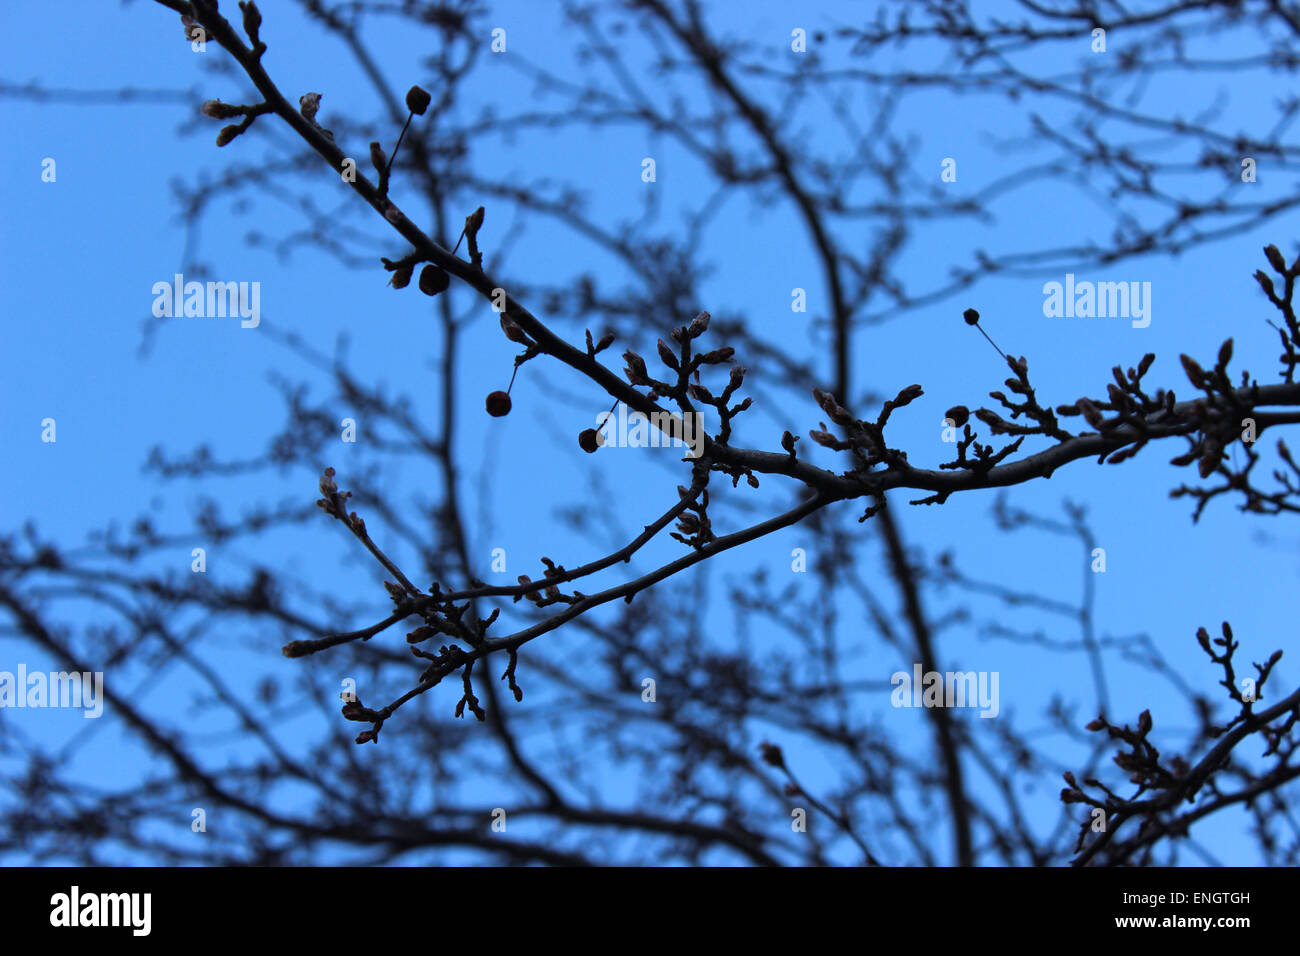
[2,0,1297,865]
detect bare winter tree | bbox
[3,0,1299,866]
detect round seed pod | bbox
[405,85,432,116]
[419,265,450,296]
[578,428,601,453]
[485,391,512,417]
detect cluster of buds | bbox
[809,383,920,473]
[1062,619,1285,859]
[670,485,714,548]
[1053,338,1244,485]
[614,311,754,457]
[1079,709,1178,791]
[513,557,584,607]
[199,98,272,148]
[315,467,352,520]
[976,355,1043,429]
[408,643,468,685]
[1253,243,1300,383]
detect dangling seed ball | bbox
[578,428,601,453]
[419,264,450,296]
[963,308,980,325]
[405,85,432,116]
[390,264,413,289]
[945,405,970,427]
[485,391,512,417]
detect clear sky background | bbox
[2,1,1296,865]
